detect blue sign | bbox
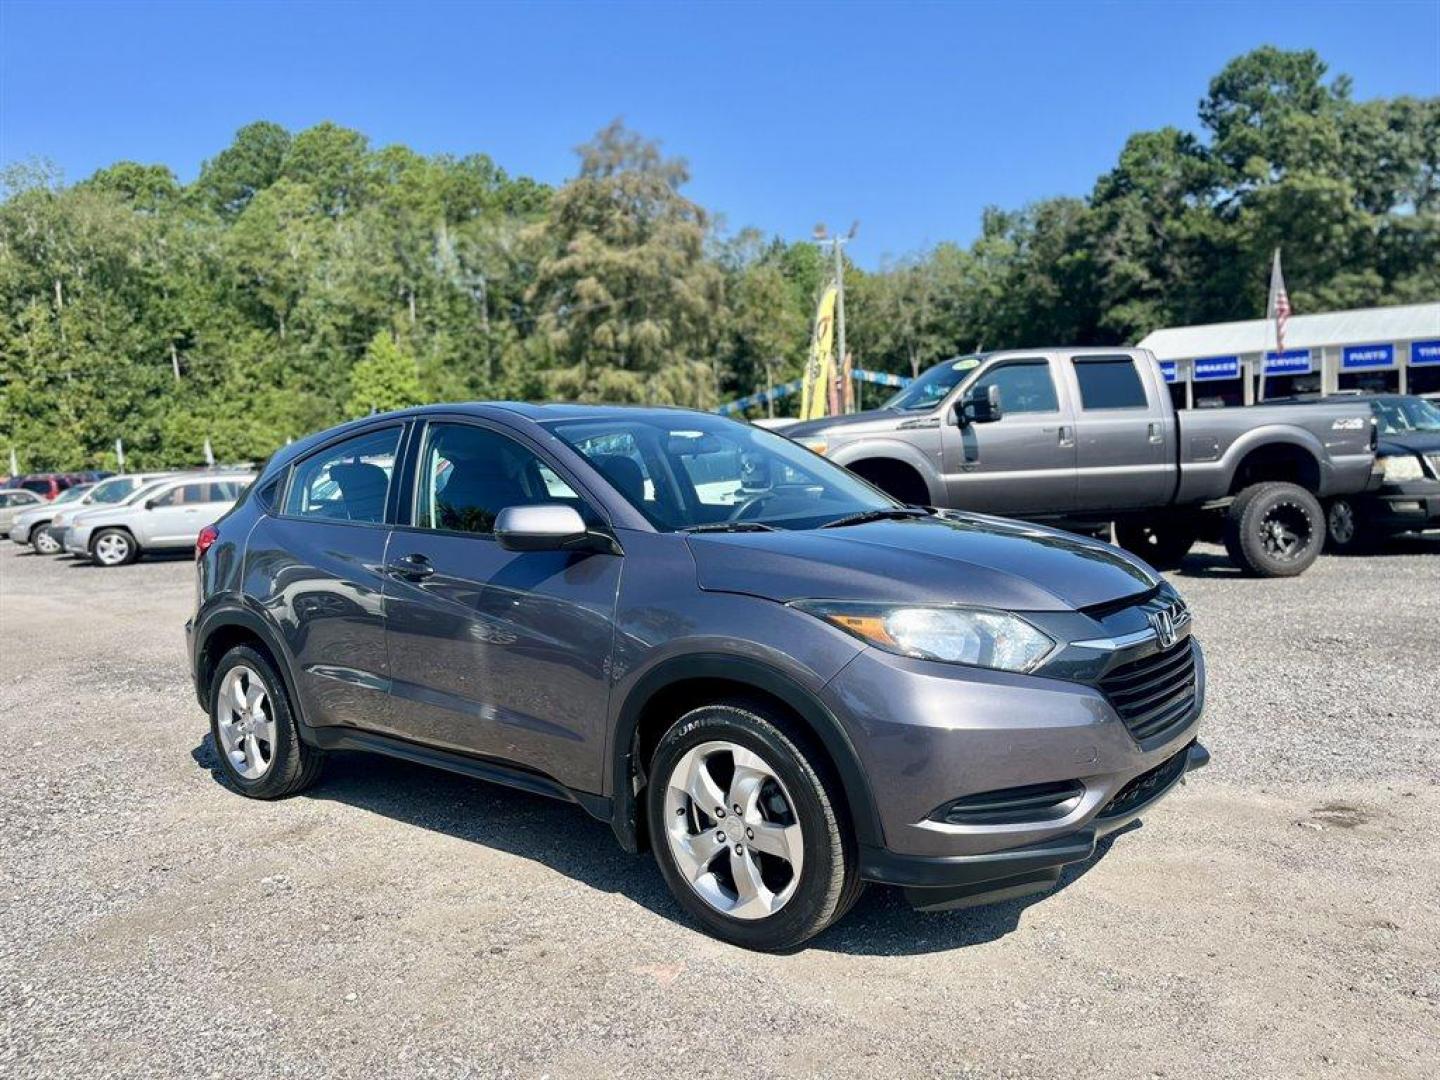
[1411,340,1440,366]
[1193,355,1241,381]
[1342,343,1394,370]
[1265,348,1311,375]
[1158,360,1178,383]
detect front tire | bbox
[1112,516,1198,570]
[209,645,324,798]
[1324,497,1375,553]
[90,528,138,566]
[1223,482,1324,577]
[647,703,856,951]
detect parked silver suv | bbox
[67,473,254,565]
[189,405,1207,950]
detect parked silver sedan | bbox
[6,483,93,550]
[66,473,255,566]
[0,488,47,533]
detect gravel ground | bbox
[2,537,1438,1079]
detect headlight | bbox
[797,437,829,456]
[792,600,1056,672]
[1379,453,1425,482]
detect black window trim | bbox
[1070,354,1152,411]
[273,421,408,531]
[392,415,612,542]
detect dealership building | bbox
[1135,301,1440,409]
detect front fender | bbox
[828,438,945,504]
[607,652,886,854]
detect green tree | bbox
[346,330,423,417]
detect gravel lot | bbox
[2,537,1438,1079]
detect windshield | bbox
[120,479,173,506]
[546,414,897,531]
[1372,396,1440,435]
[88,475,150,504]
[882,356,984,411]
[50,484,93,505]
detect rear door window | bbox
[1072,356,1149,409]
[284,427,401,523]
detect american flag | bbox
[1267,248,1291,353]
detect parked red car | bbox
[11,473,80,501]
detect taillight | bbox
[195,525,219,559]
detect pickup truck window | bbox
[1072,356,1148,410]
[971,362,1059,414]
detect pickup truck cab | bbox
[785,348,1377,577]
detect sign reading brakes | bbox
[1193,355,1241,381]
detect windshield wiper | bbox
[821,507,932,529]
[679,521,778,534]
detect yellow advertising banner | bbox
[800,285,837,420]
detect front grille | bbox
[1098,743,1191,820]
[1099,638,1197,745]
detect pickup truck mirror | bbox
[144,498,157,510]
[957,384,1003,425]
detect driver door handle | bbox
[388,553,434,580]
[1058,425,1074,448]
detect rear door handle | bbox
[1148,422,1164,444]
[388,553,434,580]
[1058,425,1074,448]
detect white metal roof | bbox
[1135,302,1440,360]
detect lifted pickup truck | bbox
[784,348,1377,577]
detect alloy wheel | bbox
[1257,500,1313,562]
[215,665,276,780]
[1327,500,1356,546]
[662,740,804,920]
[33,531,60,555]
[93,533,131,565]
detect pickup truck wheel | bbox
[647,702,856,951]
[1223,482,1323,577]
[1324,497,1375,553]
[1112,518,1198,570]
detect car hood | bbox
[688,512,1160,611]
[1377,432,1440,457]
[784,408,916,440]
[69,505,134,527]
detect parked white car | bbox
[21,471,178,554]
[65,473,254,566]
[0,488,47,533]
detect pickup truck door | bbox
[938,356,1077,515]
[1065,354,1177,512]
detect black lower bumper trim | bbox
[866,741,1211,897]
[904,868,1062,912]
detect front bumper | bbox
[9,519,34,543]
[63,526,92,556]
[861,741,1209,910]
[1356,480,1440,533]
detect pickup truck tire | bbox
[1223,482,1324,577]
[1112,517,1199,570]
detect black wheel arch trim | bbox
[607,653,886,854]
[192,601,303,720]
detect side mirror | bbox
[957,384,1004,425]
[495,504,590,552]
[144,498,157,510]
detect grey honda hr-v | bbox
[188,403,1208,950]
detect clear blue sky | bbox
[2,0,1437,266]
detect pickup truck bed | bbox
[783,347,1376,577]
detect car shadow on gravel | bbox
[191,735,1131,956]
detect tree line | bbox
[2,46,1436,470]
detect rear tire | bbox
[209,645,324,799]
[90,528,137,566]
[647,702,856,951]
[1112,516,1198,570]
[1223,482,1324,577]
